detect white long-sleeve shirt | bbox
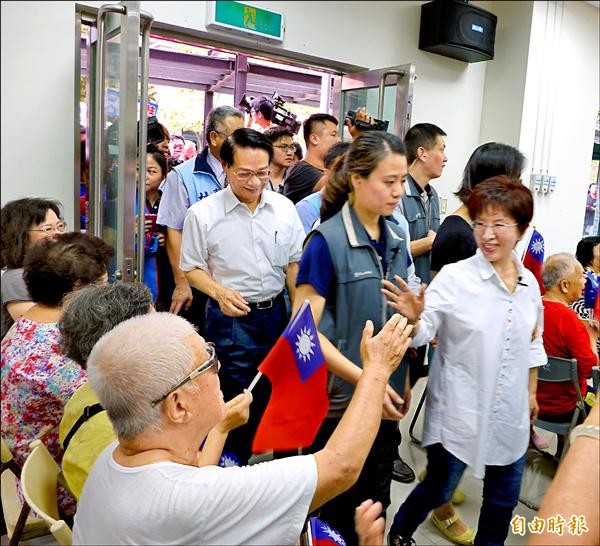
[413,250,547,478]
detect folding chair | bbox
[20,439,72,546]
[1,437,48,546]
[534,357,587,463]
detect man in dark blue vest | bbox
[393,123,447,483]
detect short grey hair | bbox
[541,253,578,290]
[59,282,153,369]
[205,105,243,139]
[87,313,198,439]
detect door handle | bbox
[91,4,126,238]
[377,70,405,120]
[136,10,154,283]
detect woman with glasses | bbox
[1,197,67,339]
[1,232,113,514]
[263,126,296,193]
[422,142,526,545]
[384,176,547,546]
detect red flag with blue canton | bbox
[308,517,347,546]
[252,300,329,453]
[522,228,545,293]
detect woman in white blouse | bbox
[384,176,547,546]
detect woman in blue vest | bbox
[294,131,420,546]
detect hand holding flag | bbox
[251,300,329,454]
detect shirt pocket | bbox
[269,229,292,267]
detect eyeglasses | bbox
[273,144,296,153]
[150,342,219,407]
[471,221,518,233]
[233,168,271,182]
[28,221,68,235]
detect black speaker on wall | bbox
[419,0,497,63]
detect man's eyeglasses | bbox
[273,144,296,153]
[471,221,518,233]
[28,221,68,236]
[150,342,220,407]
[233,168,271,182]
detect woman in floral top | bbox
[1,231,112,510]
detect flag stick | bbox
[521,226,536,262]
[247,371,263,393]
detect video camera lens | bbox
[239,94,255,114]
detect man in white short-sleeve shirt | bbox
[73,310,413,545]
[181,128,306,464]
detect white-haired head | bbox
[87,312,199,439]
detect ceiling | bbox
[80,35,327,108]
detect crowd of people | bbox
[1,96,599,546]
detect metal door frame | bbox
[331,63,416,139]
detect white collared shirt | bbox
[413,250,547,478]
[206,150,225,186]
[180,186,305,301]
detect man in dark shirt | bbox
[283,113,339,204]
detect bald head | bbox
[541,253,585,305]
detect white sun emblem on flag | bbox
[219,454,239,467]
[295,327,316,362]
[532,238,544,255]
[322,522,346,545]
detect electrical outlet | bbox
[529,173,542,193]
[548,176,557,193]
[541,175,550,194]
[440,196,447,214]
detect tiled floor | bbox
[2,376,557,546]
[388,376,557,546]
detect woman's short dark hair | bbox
[467,175,533,235]
[1,198,63,269]
[575,236,600,268]
[23,232,114,306]
[220,128,274,166]
[456,142,526,204]
[321,131,406,223]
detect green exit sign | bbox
[206,1,284,43]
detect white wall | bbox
[518,0,599,255]
[1,1,77,226]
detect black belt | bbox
[247,292,284,311]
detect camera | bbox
[271,92,302,135]
[239,92,302,135]
[147,116,166,144]
[168,157,184,171]
[239,94,255,115]
[346,110,389,132]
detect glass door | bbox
[331,64,416,140]
[87,1,153,282]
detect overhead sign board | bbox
[206,1,284,43]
